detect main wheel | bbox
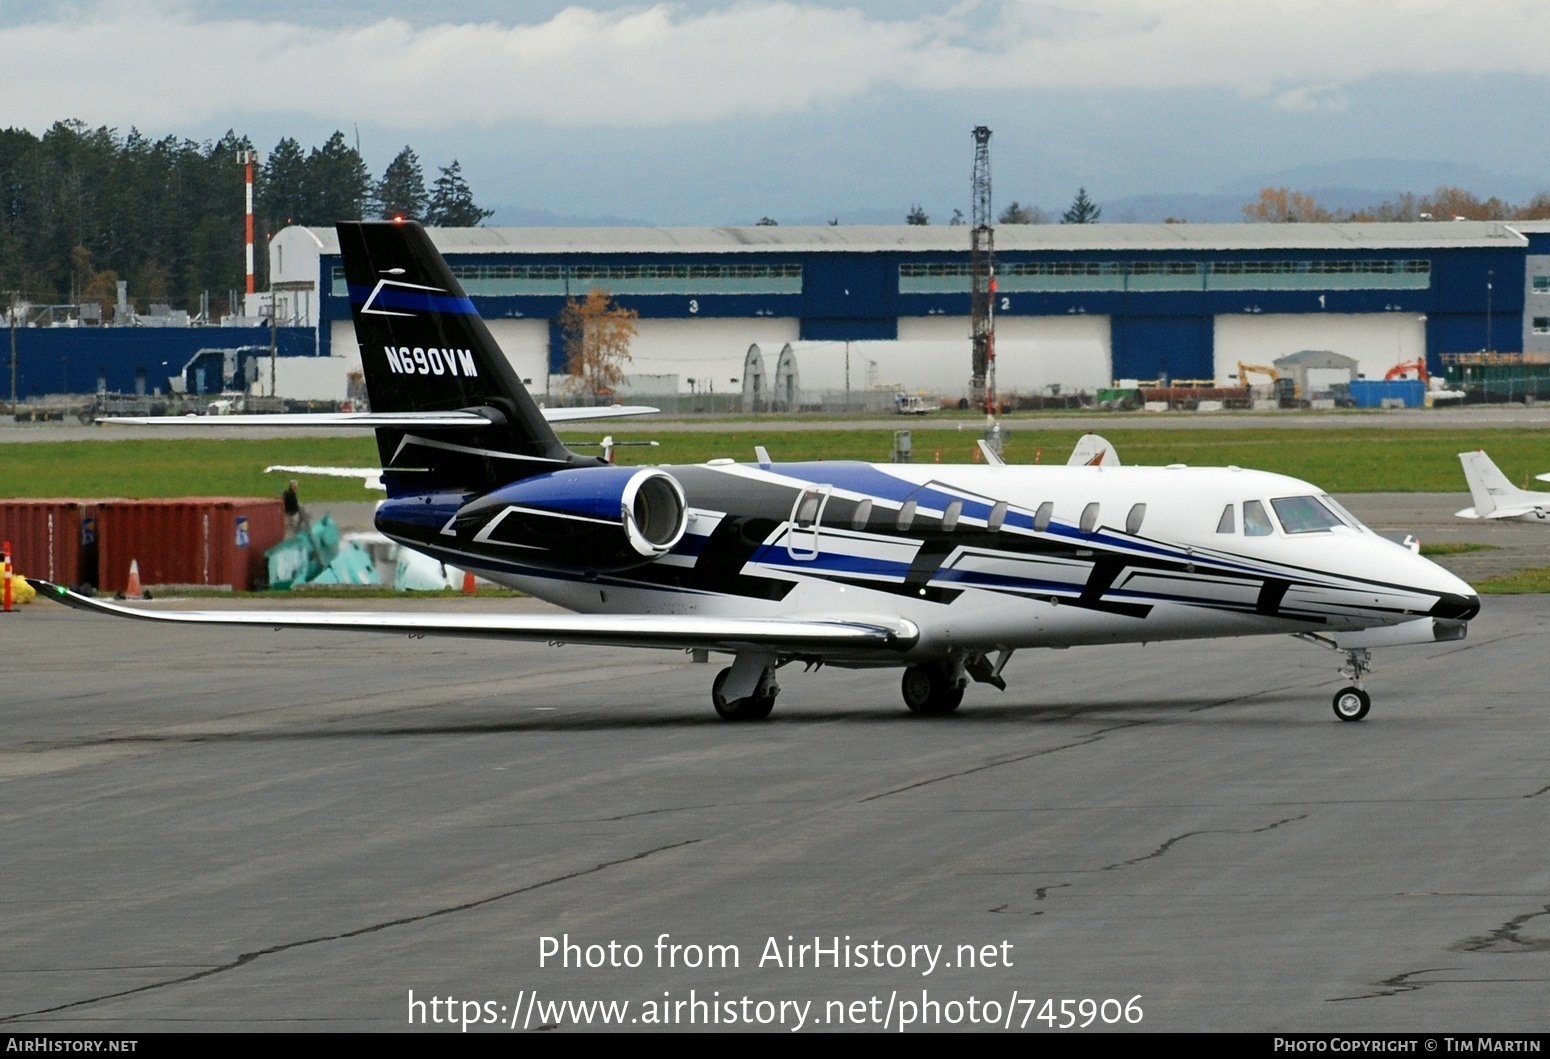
[712,667,776,721]
[901,664,964,714]
[1332,686,1371,722]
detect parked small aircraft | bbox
[1457,450,1550,522]
[37,221,1479,723]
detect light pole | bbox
[1486,269,1494,353]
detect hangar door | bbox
[884,316,1111,394]
[607,318,800,394]
[1214,314,1426,385]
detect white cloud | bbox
[3,0,1549,130]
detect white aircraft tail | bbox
[1068,434,1121,467]
[1458,450,1532,518]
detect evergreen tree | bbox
[375,146,428,221]
[301,131,371,224]
[906,204,929,225]
[1061,188,1101,224]
[999,201,1045,224]
[260,137,306,230]
[424,160,492,227]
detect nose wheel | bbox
[1332,685,1371,722]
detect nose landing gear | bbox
[1331,648,1372,722]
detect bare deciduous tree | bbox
[559,288,638,398]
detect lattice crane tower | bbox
[969,126,996,413]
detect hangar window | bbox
[1216,504,1236,534]
[1534,276,1550,293]
[1535,317,1550,335]
[1033,501,1054,533]
[904,258,1431,295]
[1243,500,1274,537]
[440,262,802,297]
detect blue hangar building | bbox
[262,220,1527,402]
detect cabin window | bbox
[1216,504,1236,534]
[896,500,917,531]
[1271,495,1344,534]
[941,500,963,531]
[850,499,873,530]
[1243,499,1274,536]
[795,492,822,527]
[1033,501,1053,533]
[1079,502,1100,534]
[1125,503,1146,535]
[987,500,1008,531]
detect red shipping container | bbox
[96,498,285,592]
[0,500,95,587]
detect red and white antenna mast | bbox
[239,150,256,299]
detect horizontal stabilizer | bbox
[265,465,386,491]
[100,406,658,428]
[32,581,918,655]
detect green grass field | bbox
[2,425,1546,499]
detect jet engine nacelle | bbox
[453,466,688,572]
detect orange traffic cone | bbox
[461,569,477,595]
[125,559,144,599]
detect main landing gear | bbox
[712,665,779,721]
[1331,648,1373,722]
[899,652,1011,715]
[901,662,965,714]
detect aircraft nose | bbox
[1429,591,1480,622]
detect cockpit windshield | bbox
[1318,494,1367,531]
[1271,495,1347,534]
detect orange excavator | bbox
[1385,358,1429,382]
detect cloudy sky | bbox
[5,0,1549,223]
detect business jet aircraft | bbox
[1457,450,1550,522]
[37,221,1479,723]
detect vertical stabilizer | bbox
[1458,450,1520,518]
[336,220,582,494]
[1068,434,1121,467]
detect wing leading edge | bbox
[31,581,918,655]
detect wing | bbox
[31,581,917,655]
[97,405,658,427]
[538,405,659,422]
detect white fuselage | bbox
[456,461,1477,664]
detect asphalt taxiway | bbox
[1,587,1546,1032]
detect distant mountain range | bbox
[485,158,1550,228]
